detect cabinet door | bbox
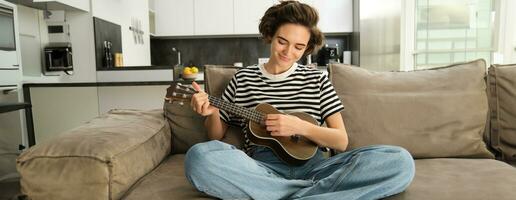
[313,0,352,33]
[31,87,99,143]
[32,0,90,12]
[0,86,23,179]
[297,0,314,6]
[194,0,234,35]
[97,85,169,114]
[155,0,194,36]
[233,0,274,34]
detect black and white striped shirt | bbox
[219,63,344,151]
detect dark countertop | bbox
[96,66,173,71]
[22,80,203,87]
[0,102,31,114]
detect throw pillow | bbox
[329,59,494,159]
[164,65,243,154]
[488,64,516,161]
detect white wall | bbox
[497,0,516,64]
[91,0,151,66]
[18,4,97,83]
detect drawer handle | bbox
[0,87,17,95]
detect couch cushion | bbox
[387,158,516,200]
[204,65,239,97]
[124,156,516,200]
[16,109,171,200]
[122,154,212,200]
[488,64,516,161]
[164,65,244,154]
[330,59,494,158]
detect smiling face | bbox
[268,23,311,70]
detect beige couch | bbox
[16,60,516,200]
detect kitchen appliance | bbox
[44,43,73,74]
[45,10,70,44]
[0,3,18,69]
[317,44,340,66]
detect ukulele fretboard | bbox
[208,96,265,124]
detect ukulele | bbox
[165,83,319,165]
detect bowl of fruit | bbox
[181,66,199,80]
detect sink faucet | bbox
[172,47,182,80]
[172,47,181,66]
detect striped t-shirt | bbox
[219,63,344,151]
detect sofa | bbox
[16,59,516,200]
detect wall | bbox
[91,0,151,66]
[18,5,97,83]
[497,0,516,64]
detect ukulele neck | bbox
[207,96,264,124]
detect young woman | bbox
[185,1,415,199]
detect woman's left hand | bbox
[265,114,309,137]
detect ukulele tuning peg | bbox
[178,101,184,106]
[172,92,177,96]
[182,94,187,98]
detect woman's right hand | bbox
[190,82,219,116]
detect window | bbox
[414,0,495,69]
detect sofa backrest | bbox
[165,61,508,159]
[329,59,494,159]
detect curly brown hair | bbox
[259,1,324,56]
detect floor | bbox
[0,178,21,200]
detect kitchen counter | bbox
[96,66,173,71]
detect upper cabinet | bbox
[155,0,194,36]
[233,0,274,35]
[11,0,91,12]
[194,0,233,35]
[313,0,352,33]
[154,0,352,37]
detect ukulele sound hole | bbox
[290,134,300,143]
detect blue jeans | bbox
[185,140,415,200]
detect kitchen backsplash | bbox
[150,35,350,67]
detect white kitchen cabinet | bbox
[32,0,90,12]
[17,5,43,77]
[194,0,233,35]
[233,0,274,34]
[297,0,314,6]
[97,85,169,114]
[30,87,99,143]
[155,0,194,36]
[0,85,24,180]
[153,0,353,37]
[312,0,352,33]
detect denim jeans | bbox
[185,140,415,200]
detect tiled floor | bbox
[0,178,21,200]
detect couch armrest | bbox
[16,109,171,200]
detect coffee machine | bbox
[317,44,340,66]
